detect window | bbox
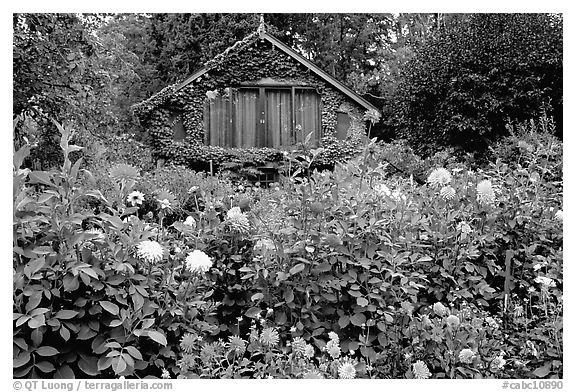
[170,113,187,142]
[204,87,321,148]
[335,112,351,140]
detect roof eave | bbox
[262,33,380,115]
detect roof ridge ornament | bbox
[257,14,266,39]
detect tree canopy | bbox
[13,13,563,167]
[390,13,562,155]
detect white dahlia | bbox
[427,168,452,187]
[185,250,212,274]
[136,240,164,264]
[440,185,456,200]
[412,360,432,379]
[476,180,496,205]
[127,190,145,206]
[337,359,357,379]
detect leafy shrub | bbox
[14,117,562,379]
[13,122,220,378]
[391,14,562,155]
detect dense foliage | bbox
[14,119,562,379]
[391,13,563,155]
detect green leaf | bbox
[54,364,75,379]
[112,356,127,374]
[289,263,305,276]
[13,351,31,368]
[125,346,143,361]
[35,361,55,373]
[350,313,366,326]
[25,292,42,313]
[356,297,369,307]
[80,267,99,280]
[109,319,123,327]
[28,315,46,328]
[283,287,294,303]
[28,171,54,187]
[15,315,30,327]
[97,356,113,371]
[533,362,552,378]
[36,346,59,356]
[55,309,79,319]
[338,315,350,328]
[31,329,43,347]
[146,330,167,346]
[78,355,100,376]
[37,192,56,204]
[251,293,264,302]
[245,307,262,318]
[99,301,119,315]
[59,326,70,341]
[29,307,49,317]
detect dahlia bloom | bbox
[291,337,307,356]
[490,354,506,370]
[185,250,212,274]
[127,190,145,206]
[183,216,196,228]
[534,276,556,288]
[158,198,171,210]
[427,168,452,186]
[180,333,196,354]
[85,228,105,241]
[485,317,499,329]
[391,190,407,203]
[412,360,432,379]
[338,359,357,379]
[200,343,218,363]
[304,344,315,359]
[476,180,496,205]
[440,185,456,200]
[254,238,275,253]
[457,221,472,234]
[228,335,246,354]
[259,327,280,347]
[446,315,461,328]
[325,339,341,359]
[433,302,449,317]
[554,210,563,222]
[136,240,164,264]
[226,206,250,233]
[458,348,476,364]
[374,183,391,197]
[110,163,140,183]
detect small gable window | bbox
[336,111,351,140]
[170,114,187,142]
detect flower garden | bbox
[13,117,563,379]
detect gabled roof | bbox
[175,31,380,115]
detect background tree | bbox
[13,13,118,168]
[389,13,563,155]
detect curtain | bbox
[235,90,259,148]
[205,97,231,147]
[204,88,321,148]
[265,89,292,148]
[295,89,321,145]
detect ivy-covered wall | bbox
[133,33,369,170]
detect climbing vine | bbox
[132,34,369,171]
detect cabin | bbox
[132,21,380,176]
